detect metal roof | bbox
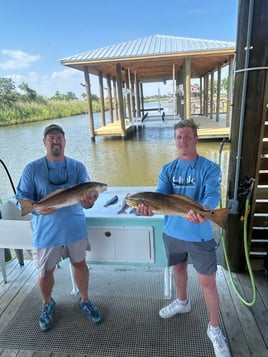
[60,34,235,81]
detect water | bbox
[0,107,230,202]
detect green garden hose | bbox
[221,199,257,306]
[218,140,257,306]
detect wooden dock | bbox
[94,120,134,138]
[0,258,267,356]
[194,115,230,140]
[197,127,230,140]
[94,116,230,140]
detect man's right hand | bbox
[37,207,57,215]
[136,203,154,216]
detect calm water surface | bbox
[0,111,230,202]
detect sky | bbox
[0,0,238,99]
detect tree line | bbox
[0,77,229,127]
[0,78,100,126]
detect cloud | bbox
[50,68,100,96]
[4,66,184,99]
[51,68,78,79]
[0,49,40,70]
[7,67,99,98]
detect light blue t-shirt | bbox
[156,155,222,242]
[16,156,90,248]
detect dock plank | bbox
[216,267,252,357]
[197,127,230,139]
[0,259,267,356]
[237,272,268,348]
[95,120,134,137]
[221,269,268,357]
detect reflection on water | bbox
[0,113,230,202]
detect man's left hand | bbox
[79,189,98,209]
[186,209,207,224]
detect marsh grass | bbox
[0,100,100,126]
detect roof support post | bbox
[183,58,191,120]
[204,73,209,117]
[216,65,222,122]
[115,63,126,136]
[172,64,177,118]
[98,71,106,126]
[199,76,203,115]
[210,71,214,119]
[113,78,119,122]
[106,75,114,123]
[135,77,141,118]
[226,56,234,127]
[83,66,95,142]
[125,68,132,120]
[176,70,184,118]
[130,74,136,118]
[140,82,144,114]
[175,70,180,116]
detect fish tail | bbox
[210,208,229,228]
[17,198,35,216]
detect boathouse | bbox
[60,34,235,139]
[60,0,268,274]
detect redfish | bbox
[125,191,229,228]
[17,181,107,216]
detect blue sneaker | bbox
[39,297,56,331]
[79,299,102,324]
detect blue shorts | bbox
[163,233,217,275]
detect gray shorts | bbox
[163,233,217,275]
[32,239,91,278]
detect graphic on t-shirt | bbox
[172,175,196,186]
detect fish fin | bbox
[172,194,204,209]
[210,208,229,228]
[38,189,65,203]
[17,198,35,216]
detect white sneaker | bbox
[159,299,191,318]
[207,323,231,357]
